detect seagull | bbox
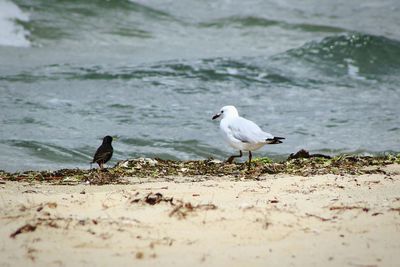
[91,136,113,169]
[212,105,284,170]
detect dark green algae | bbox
[1,154,399,185]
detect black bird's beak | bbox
[212,113,220,120]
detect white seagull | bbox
[212,105,284,170]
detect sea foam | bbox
[0,0,30,47]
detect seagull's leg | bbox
[226,150,243,164]
[99,162,104,170]
[248,151,252,170]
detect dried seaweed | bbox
[169,202,217,219]
[10,224,37,238]
[0,152,399,185]
[129,191,217,219]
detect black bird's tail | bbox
[266,136,285,144]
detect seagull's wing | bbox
[228,117,273,144]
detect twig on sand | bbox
[305,213,334,221]
[329,206,370,212]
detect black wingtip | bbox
[266,136,285,144]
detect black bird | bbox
[91,136,113,169]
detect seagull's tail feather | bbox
[266,136,285,144]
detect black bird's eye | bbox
[221,110,224,113]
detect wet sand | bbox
[1,164,400,267]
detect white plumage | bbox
[212,105,284,169]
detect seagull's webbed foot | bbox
[225,150,243,164]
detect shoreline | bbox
[1,154,399,185]
[1,156,399,266]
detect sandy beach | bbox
[1,1,399,266]
[1,163,400,267]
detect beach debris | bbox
[169,202,217,219]
[288,149,331,160]
[121,158,158,168]
[130,192,173,205]
[129,192,217,218]
[329,206,370,212]
[10,223,37,238]
[144,193,172,205]
[1,152,399,184]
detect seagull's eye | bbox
[221,110,224,113]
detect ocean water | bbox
[1,0,400,172]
